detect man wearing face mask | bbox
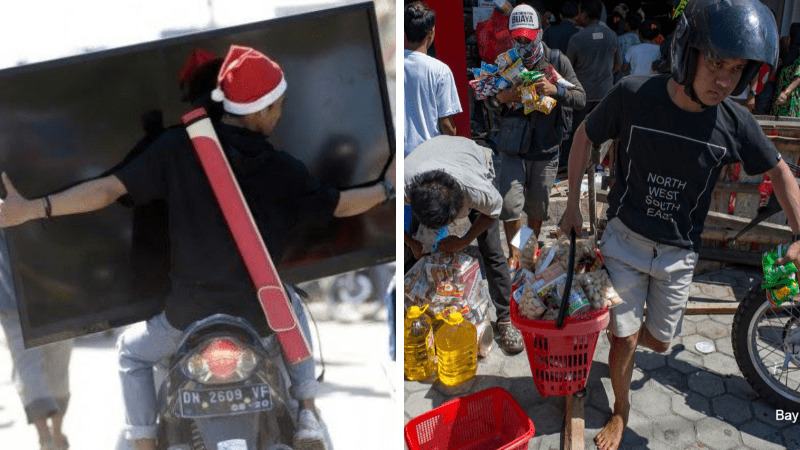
[488,4,585,283]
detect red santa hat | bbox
[211,45,287,115]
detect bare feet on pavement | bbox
[594,403,629,450]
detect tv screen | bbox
[0,2,395,346]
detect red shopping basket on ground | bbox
[404,387,535,450]
[511,299,609,397]
[510,231,610,397]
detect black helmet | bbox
[671,0,778,96]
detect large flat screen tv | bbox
[0,2,395,346]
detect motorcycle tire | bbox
[732,284,800,410]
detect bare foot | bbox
[594,404,629,450]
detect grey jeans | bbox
[118,285,318,440]
[0,309,73,423]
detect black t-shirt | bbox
[116,122,340,332]
[585,75,781,252]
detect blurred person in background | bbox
[560,0,622,174]
[543,0,580,54]
[770,23,800,117]
[616,11,642,80]
[404,1,461,157]
[0,229,72,450]
[622,19,661,77]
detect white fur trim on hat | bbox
[221,76,287,115]
[211,88,225,102]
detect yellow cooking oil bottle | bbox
[434,311,477,386]
[404,305,436,381]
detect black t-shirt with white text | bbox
[585,75,781,251]
[116,123,340,333]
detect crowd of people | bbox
[404,1,800,449]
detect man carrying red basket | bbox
[560,1,800,449]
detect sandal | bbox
[497,321,524,354]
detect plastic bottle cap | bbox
[446,312,464,324]
[407,305,427,319]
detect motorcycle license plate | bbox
[178,384,273,418]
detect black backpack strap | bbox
[549,48,566,74]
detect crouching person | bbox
[404,135,523,354]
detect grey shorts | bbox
[600,218,699,342]
[497,153,558,221]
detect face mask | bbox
[514,40,543,66]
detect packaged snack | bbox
[480,61,499,78]
[536,95,557,114]
[540,238,599,273]
[520,70,545,85]
[516,282,549,320]
[481,79,499,98]
[520,85,538,115]
[494,76,512,91]
[543,65,576,89]
[575,269,624,309]
[762,276,799,306]
[405,275,434,307]
[436,282,464,298]
[530,264,567,295]
[501,58,525,85]
[519,234,539,271]
[494,0,513,15]
[469,79,487,100]
[553,281,591,316]
[762,243,799,284]
[494,48,520,70]
[426,252,482,305]
[535,241,558,273]
[404,258,428,305]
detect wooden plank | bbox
[646,303,738,315]
[698,246,763,266]
[702,227,791,245]
[685,303,738,315]
[702,211,792,238]
[563,392,585,450]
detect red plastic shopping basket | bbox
[511,299,609,397]
[404,387,535,450]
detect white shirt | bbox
[625,42,660,77]
[404,49,462,157]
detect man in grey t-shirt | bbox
[404,136,523,354]
[559,0,622,172]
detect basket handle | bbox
[556,230,576,329]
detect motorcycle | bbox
[299,263,394,322]
[732,285,800,410]
[728,165,800,410]
[155,314,296,450]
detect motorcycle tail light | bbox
[184,337,258,384]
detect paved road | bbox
[0,300,396,449]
